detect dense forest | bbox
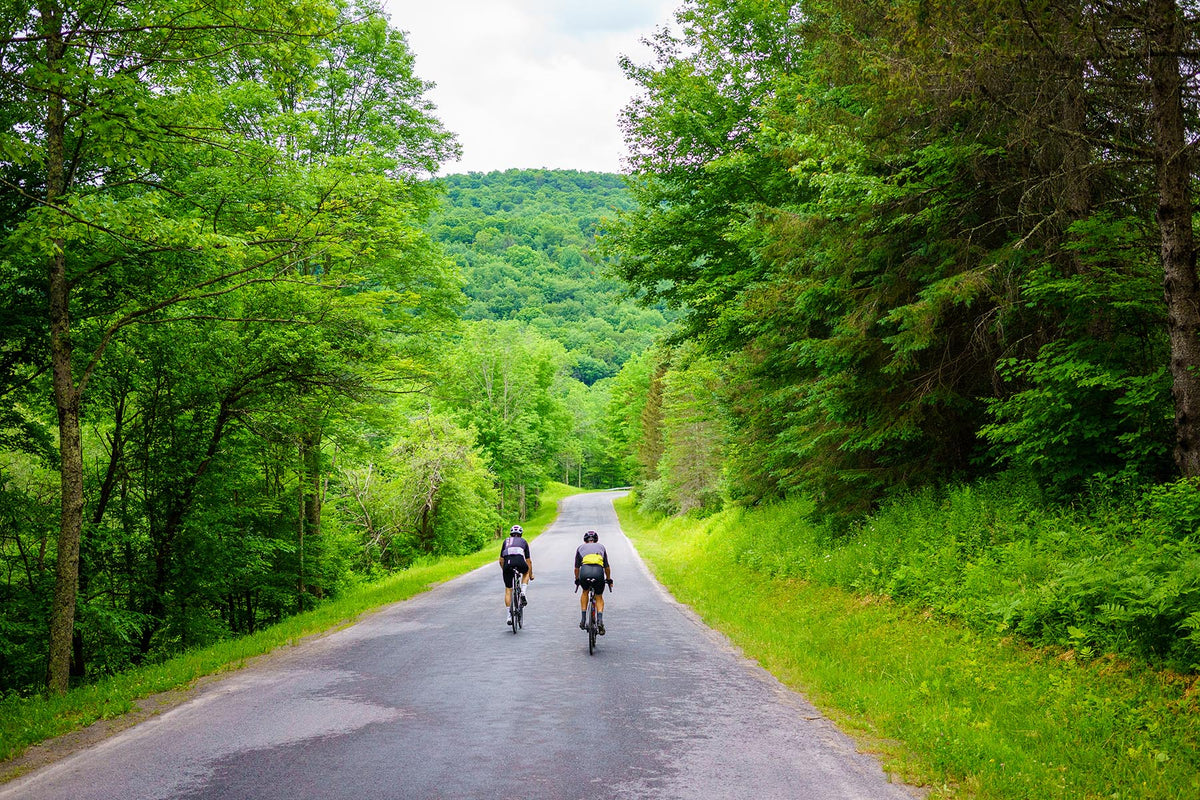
[0,1,660,699]
[602,0,1200,671]
[608,0,1190,512]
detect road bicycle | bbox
[576,579,612,654]
[509,577,525,634]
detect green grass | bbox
[0,482,575,771]
[616,495,1200,800]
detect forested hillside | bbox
[430,169,670,385]
[416,169,672,521]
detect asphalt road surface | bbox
[2,491,918,800]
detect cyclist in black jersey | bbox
[574,530,611,634]
[499,524,533,627]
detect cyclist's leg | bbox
[578,566,602,627]
[503,565,515,621]
[592,580,606,633]
[503,558,524,605]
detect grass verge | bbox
[0,482,575,773]
[616,495,1200,800]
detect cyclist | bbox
[499,524,533,627]
[574,530,612,634]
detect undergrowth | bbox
[730,476,1200,672]
[618,493,1200,799]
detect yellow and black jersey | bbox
[574,542,608,569]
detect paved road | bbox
[2,491,917,800]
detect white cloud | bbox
[538,0,674,34]
[382,0,677,175]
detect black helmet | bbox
[510,525,523,535]
[583,530,598,543]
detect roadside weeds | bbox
[615,496,1200,800]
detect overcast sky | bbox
[381,0,678,175]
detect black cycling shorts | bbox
[577,563,606,595]
[502,556,528,588]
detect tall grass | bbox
[725,479,1200,672]
[618,493,1200,799]
[0,483,574,772]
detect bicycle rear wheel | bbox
[587,599,596,655]
[510,590,519,635]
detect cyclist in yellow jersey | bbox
[574,530,612,634]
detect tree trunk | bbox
[43,1,83,694]
[300,429,320,605]
[297,444,306,611]
[69,390,129,681]
[1148,0,1200,476]
[1060,52,1091,264]
[301,429,321,536]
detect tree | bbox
[1143,0,1200,474]
[436,321,573,520]
[0,0,458,692]
[603,350,655,484]
[609,0,1198,513]
[656,345,727,514]
[335,410,497,570]
[850,0,1196,485]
